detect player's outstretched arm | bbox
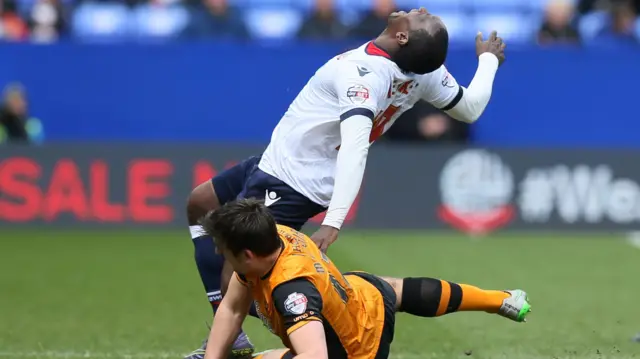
[204,274,253,359]
[421,31,504,124]
[445,31,504,123]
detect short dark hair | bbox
[200,198,281,257]
[393,26,449,75]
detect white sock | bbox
[189,225,207,239]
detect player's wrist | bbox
[321,218,342,231]
[478,52,499,68]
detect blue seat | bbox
[337,0,370,12]
[469,0,531,12]
[227,0,250,6]
[397,0,464,12]
[527,0,551,12]
[245,0,310,8]
[243,7,303,39]
[16,0,73,15]
[438,13,474,42]
[72,2,131,42]
[473,12,539,43]
[295,0,316,12]
[578,11,608,40]
[130,3,190,40]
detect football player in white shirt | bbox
[184,8,505,359]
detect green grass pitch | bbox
[1,229,639,359]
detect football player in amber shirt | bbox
[200,199,531,359]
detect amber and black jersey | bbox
[236,225,389,359]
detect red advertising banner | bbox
[0,147,361,226]
[3,144,640,232]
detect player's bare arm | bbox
[288,321,329,359]
[440,31,504,123]
[204,274,253,359]
[273,278,329,359]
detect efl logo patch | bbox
[284,292,308,315]
[346,85,370,104]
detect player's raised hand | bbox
[475,31,506,66]
[310,225,339,253]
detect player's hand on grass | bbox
[475,30,505,66]
[310,225,340,253]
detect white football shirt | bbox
[259,41,463,207]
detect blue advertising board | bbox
[0,42,638,146]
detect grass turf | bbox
[0,230,638,359]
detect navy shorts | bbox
[211,155,326,231]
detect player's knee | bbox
[398,277,442,317]
[380,276,403,311]
[187,181,220,225]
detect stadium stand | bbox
[0,0,638,44]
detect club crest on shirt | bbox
[442,72,455,88]
[346,85,370,104]
[284,292,308,315]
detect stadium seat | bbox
[527,0,551,13]
[578,11,608,40]
[468,0,531,12]
[473,12,538,43]
[396,0,464,12]
[336,0,370,12]
[227,0,250,6]
[243,8,303,39]
[130,3,190,40]
[295,0,316,12]
[16,0,74,15]
[72,2,132,41]
[438,13,474,42]
[244,0,311,8]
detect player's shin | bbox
[399,277,513,317]
[191,225,226,313]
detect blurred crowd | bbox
[0,0,637,44]
[1,0,639,145]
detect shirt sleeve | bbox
[272,278,324,335]
[419,65,464,111]
[335,62,389,122]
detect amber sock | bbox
[457,284,510,313]
[399,277,510,317]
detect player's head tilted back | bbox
[380,7,448,75]
[200,198,281,276]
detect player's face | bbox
[388,7,441,34]
[217,244,251,275]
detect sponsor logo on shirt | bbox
[293,311,315,322]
